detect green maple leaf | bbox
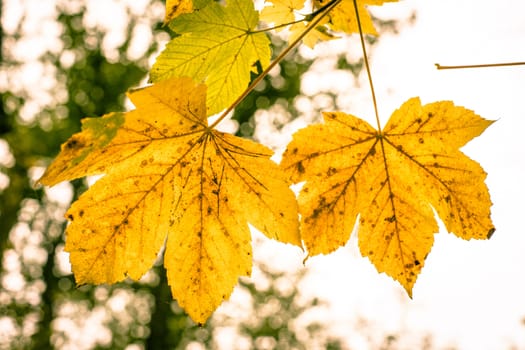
[150,0,271,115]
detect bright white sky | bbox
[253,1,525,349]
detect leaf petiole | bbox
[251,19,309,34]
[352,0,381,132]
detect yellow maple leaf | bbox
[280,97,494,295]
[314,0,398,35]
[39,77,300,324]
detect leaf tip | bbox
[402,280,415,299]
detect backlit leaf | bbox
[40,78,300,324]
[151,0,271,115]
[314,0,398,35]
[260,0,305,29]
[289,21,337,49]
[164,0,211,23]
[164,0,193,23]
[280,97,494,295]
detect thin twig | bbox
[435,61,525,70]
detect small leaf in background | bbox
[289,21,337,48]
[164,0,211,23]
[40,77,300,324]
[151,0,271,115]
[281,97,494,295]
[260,0,305,29]
[164,0,193,23]
[314,0,398,35]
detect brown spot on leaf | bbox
[65,138,82,150]
[297,161,305,173]
[311,208,322,219]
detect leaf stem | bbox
[209,0,342,130]
[252,19,309,34]
[352,0,381,131]
[435,61,525,70]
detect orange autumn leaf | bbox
[39,77,300,324]
[280,97,494,295]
